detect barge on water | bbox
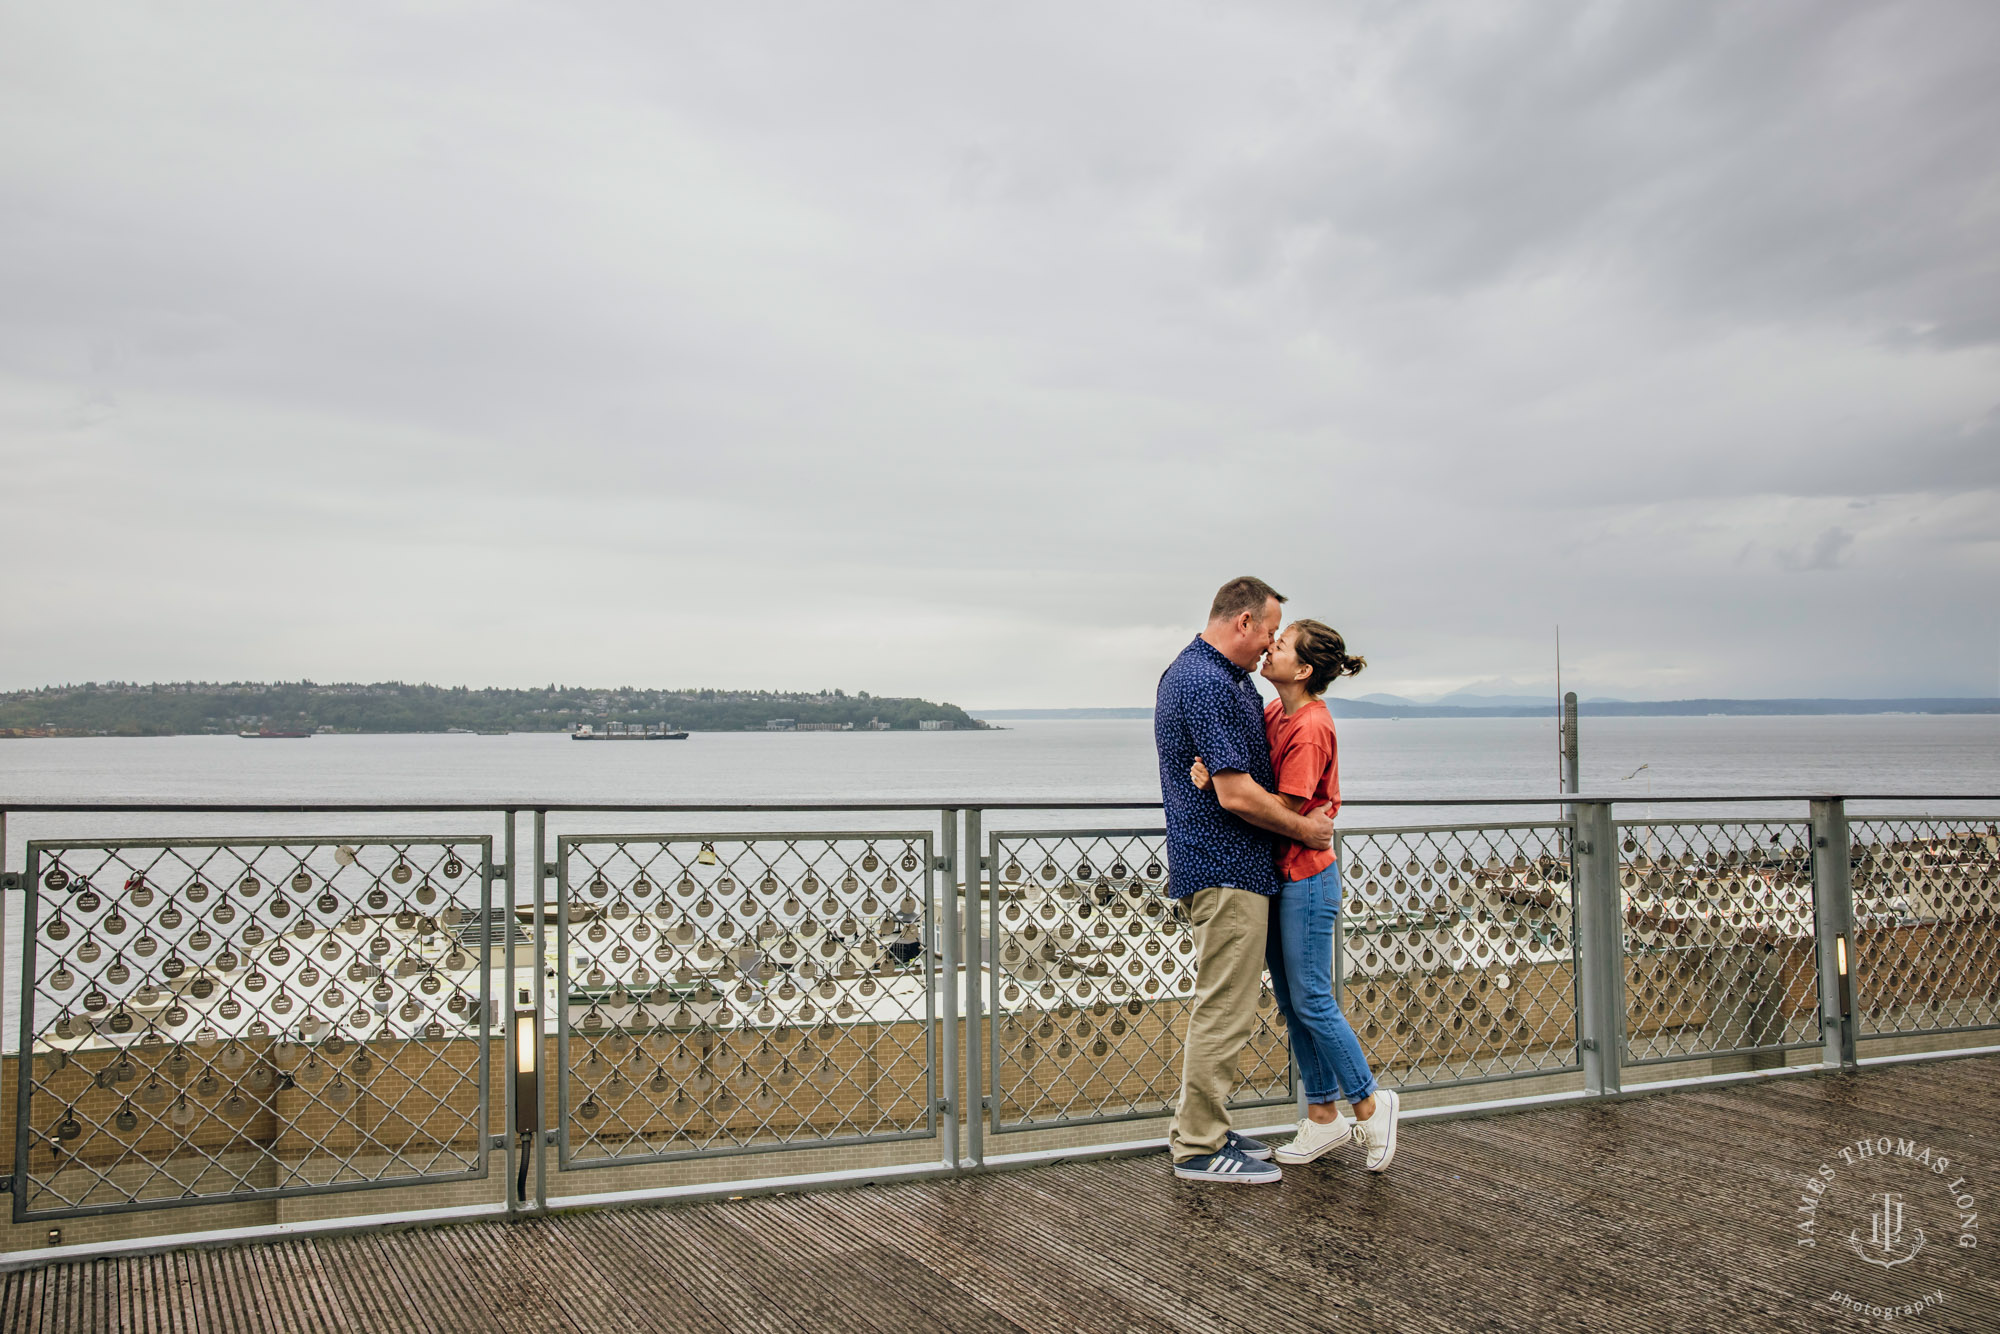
[572,723,689,740]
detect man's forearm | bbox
[1215,777,1319,842]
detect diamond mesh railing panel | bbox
[1850,818,2000,1038]
[1336,824,1580,1092]
[554,833,938,1168]
[1614,821,1819,1065]
[15,838,492,1223]
[985,831,1293,1132]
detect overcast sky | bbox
[3,2,1996,706]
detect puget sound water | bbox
[3,714,1995,1049]
[5,713,1998,804]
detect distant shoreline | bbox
[974,699,2000,721]
[0,680,987,737]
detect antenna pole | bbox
[1555,626,1563,790]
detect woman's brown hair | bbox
[1289,619,1367,696]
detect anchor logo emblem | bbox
[1848,1192,1925,1268]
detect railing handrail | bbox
[1,792,1997,814]
[2,795,1994,1251]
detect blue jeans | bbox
[1265,860,1378,1106]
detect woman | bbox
[1191,619,1399,1171]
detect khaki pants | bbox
[1167,886,1272,1161]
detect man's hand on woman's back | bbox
[1298,808,1335,851]
[1209,769,1335,850]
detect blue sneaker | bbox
[1227,1130,1273,1161]
[1173,1145,1282,1184]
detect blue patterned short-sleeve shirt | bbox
[1154,636,1279,900]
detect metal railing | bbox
[982,828,1293,1135]
[1848,815,2000,1039]
[1333,822,1581,1093]
[552,830,942,1169]
[1613,818,1820,1067]
[0,792,1994,1252]
[13,835,493,1221]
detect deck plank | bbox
[5,1057,1997,1333]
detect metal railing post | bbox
[1562,693,1580,797]
[1573,800,1625,1096]
[1810,798,1859,1069]
[1,809,8,1068]
[938,809,960,1170]
[532,809,549,1211]
[963,807,984,1168]
[503,810,520,1213]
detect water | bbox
[3,714,1995,818]
[5,716,1996,1049]
[4,712,1995,879]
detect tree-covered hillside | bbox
[0,682,985,736]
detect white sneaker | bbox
[1273,1115,1353,1165]
[1353,1088,1401,1172]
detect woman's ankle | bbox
[1352,1095,1376,1120]
[1305,1102,1342,1125]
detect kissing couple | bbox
[1154,575,1400,1184]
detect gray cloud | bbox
[1776,527,1855,573]
[1,1,1996,705]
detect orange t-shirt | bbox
[1264,697,1340,882]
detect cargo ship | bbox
[572,724,688,741]
[236,728,311,738]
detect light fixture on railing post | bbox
[1835,933,1853,1019]
[514,993,538,1204]
[1809,798,1859,1070]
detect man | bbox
[1156,576,1335,1184]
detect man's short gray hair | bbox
[1208,576,1287,624]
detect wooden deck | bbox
[4,1056,1997,1333]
